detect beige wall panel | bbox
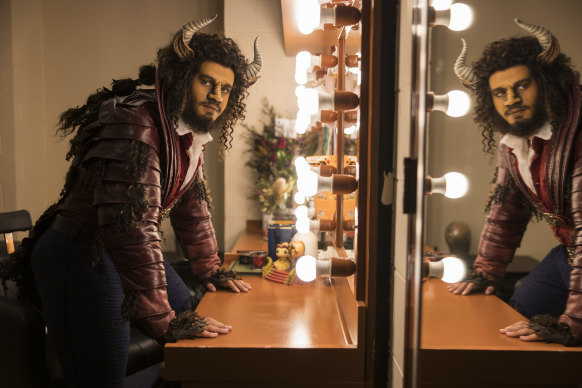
[224,0,297,251]
[0,0,14,212]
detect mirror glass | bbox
[426,0,582,270]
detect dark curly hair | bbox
[471,36,576,153]
[157,32,251,151]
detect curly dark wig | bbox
[157,32,251,151]
[471,36,576,153]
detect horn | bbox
[244,36,262,83]
[174,14,218,59]
[454,38,478,88]
[514,18,560,63]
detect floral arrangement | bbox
[245,101,298,214]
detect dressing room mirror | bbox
[425,0,582,272]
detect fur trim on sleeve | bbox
[529,314,582,346]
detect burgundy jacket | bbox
[474,78,582,340]
[56,89,220,339]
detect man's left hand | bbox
[206,279,252,293]
[500,320,541,342]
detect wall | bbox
[5,0,224,249]
[0,0,16,213]
[426,0,582,260]
[223,0,298,251]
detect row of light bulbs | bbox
[291,1,362,282]
[290,0,474,283]
[423,0,478,284]
[424,0,475,201]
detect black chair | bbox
[0,210,163,387]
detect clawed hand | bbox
[447,281,495,295]
[206,278,252,293]
[197,316,232,338]
[500,320,541,342]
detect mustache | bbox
[202,101,221,112]
[504,104,528,116]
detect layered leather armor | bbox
[56,90,220,339]
[474,78,582,341]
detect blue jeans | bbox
[509,244,572,319]
[31,227,192,388]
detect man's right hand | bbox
[159,310,232,344]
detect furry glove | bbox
[202,269,241,288]
[466,270,499,291]
[528,315,582,347]
[158,310,208,344]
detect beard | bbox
[492,96,548,138]
[181,91,223,134]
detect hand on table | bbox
[500,320,541,342]
[161,311,232,343]
[447,281,495,295]
[206,278,252,293]
[196,316,233,338]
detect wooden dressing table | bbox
[160,222,365,387]
[420,279,582,387]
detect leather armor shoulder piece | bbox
[93,183,162,208]
[96,124,161,154]
[98,161,161,186]
[98,91,159,127]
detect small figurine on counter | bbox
[273,242,292,271]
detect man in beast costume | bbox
[1,15,259,386]
[448,18,582,346]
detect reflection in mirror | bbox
[426,0,582,339]
[427,0,582,262]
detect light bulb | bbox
[448,3,473,31]
[446,90,471,117]
[344,124,357,135]
[295,205,308,219]
[295,157,311,177]
[427,172,469,198]
[296,88,319,115]
[428,90,471,117]
[295,85,306,97]
[295,255,356,282]
[294,191,306,205]
[431,0,452,11]
[296,255,317,282]
[444,172,468,198]
[295,70,308,85]
[296,0,321,34]
[296,51,311,69]
[425,256,466,283]
[441,257,466,283]
[297,170,319,196]
[295,110,311,134]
